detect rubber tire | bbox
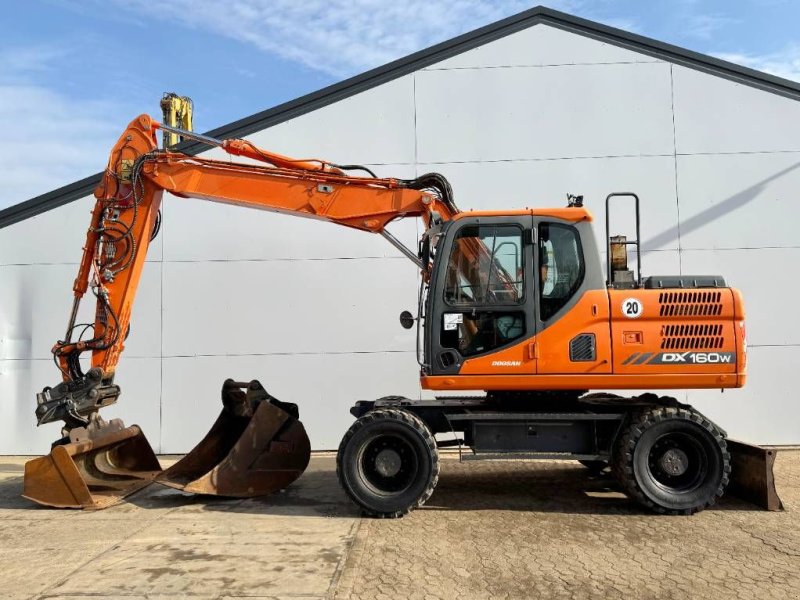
[337,408,439,518]
[578,459,609,473]
[613,406,730,515]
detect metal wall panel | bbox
[689,346,799,446]
[415,62,674,163]
[161,257,418,357]
[242,76,417,166]
[675,152,800,250]
[0,196,163,266]
[630,249,681,279]
[1,25,799,451]
[426,155,679,251]
[160,353,420,453]
[426,24,661,70]
[673,65,800,154]
[0,263,161,360]
[0,357,161,454]
[681,248,800,347]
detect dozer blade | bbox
[158,379,311,497]
[727,439,784,511]
[23,420,162,509]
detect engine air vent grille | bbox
[570,334,596,362]
[658,291,723,317]
[660,323,725,350]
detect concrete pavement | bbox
[0,451,797,599]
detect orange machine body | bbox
[422,284,746,392]
[49,114,746,427]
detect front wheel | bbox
[613,406,730,515]
[337,408,439,518]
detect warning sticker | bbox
[622,297,643,319]
[444,313,463,331]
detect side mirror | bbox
[399,310,415,330]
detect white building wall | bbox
[1,24,799,453]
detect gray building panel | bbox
[1,13,799,451]
[415,63,675,163]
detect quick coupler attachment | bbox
[35,367,120,426]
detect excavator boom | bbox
[25,114,457,508]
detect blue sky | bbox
[1,0,798,209]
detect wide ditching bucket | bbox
[23,420,162,509]
[158,379,311,497]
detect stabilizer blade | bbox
[727,439,783,511]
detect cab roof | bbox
[452,207,593,223]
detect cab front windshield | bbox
[444,225,523,305]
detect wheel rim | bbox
[646,432,708,494]
[357,434,419,496]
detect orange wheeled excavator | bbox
[22,114,782,515]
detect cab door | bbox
[426,215,537,376]
[533,219,612,374]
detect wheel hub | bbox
[658,448,689,476]
[374,449,402,477]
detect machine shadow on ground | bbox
[0,459,765,517]
[422,462,765,515]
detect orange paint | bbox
[57,113,747,403]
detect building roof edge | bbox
[3,5,798,229]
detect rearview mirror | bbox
[399,310,415,330]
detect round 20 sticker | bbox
[622,298,643,319]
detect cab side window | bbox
[539,223,585,321]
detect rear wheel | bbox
[613,406,730,514]
[337,408,439,518]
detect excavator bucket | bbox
[727,440,784,511]
[158,379,311,497]
[23,421,162,509]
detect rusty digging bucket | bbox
[157,379,311,497]
[23,419,162,509]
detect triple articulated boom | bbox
[23,114,781,515]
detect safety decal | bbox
[443,313,463,331]
[621,297,643,319]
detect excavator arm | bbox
[39,114,456,426]
[24,114,457,509]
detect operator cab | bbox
[418,206,603,376]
